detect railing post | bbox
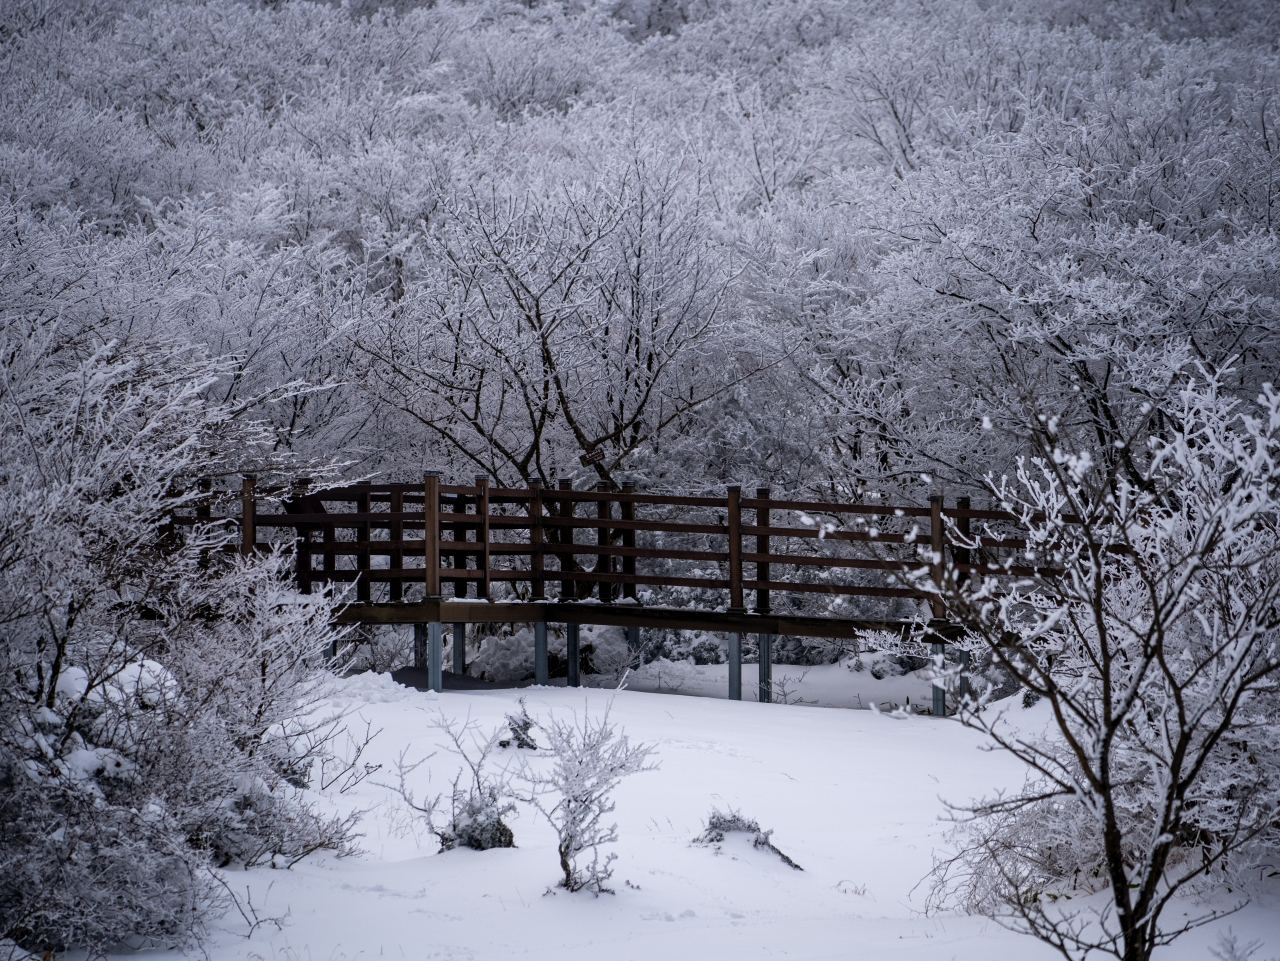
[758,633,772,703]
[529,480,545,600]
[929,495,946,620]
[453,623,466,675]
[197,477,213,521]
[356,488,370,602]
[755,487,771,613]
[388,486,403,601]
[535,621,548,685]
[620,481,637,600]
[475,475,490,600]
[930,495,948,716]
[596,481,612,602]
[566,622,581,687]
[424,473,440,598]
[449,492,466,598]
[240,474,256,556]
[196,477,213,570]
[727,485,744,611]
[292,477,312,595]
[558,479,574,599]
[728,632,742,700]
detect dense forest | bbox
[6,0,1278,495]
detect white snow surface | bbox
[109,673,1278,961]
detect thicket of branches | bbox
[0,212,359,957]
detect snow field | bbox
[190,673,1277,961]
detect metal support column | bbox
[428,622,443,693]
[758,633,773,703]
[566,623,580,688]
[932,641,947,717]
[625,624,640,663]
[959,648,971,707]
[728,632,742,700]
[534,621,548,685]
[452,623,466,676]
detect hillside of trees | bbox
[2,1,1279,958]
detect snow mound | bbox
[323,669,430,710]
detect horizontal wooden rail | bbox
[742,497,932,517]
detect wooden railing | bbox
[173,474,1057,617]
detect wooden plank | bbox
[388,488,403,602]
[741,525,918,545]
[356,490,370,603]
[558,479,575,600]
[744,580,923,599]
[727,486,744,610]
[930,495,945,619]
[555,571,729,589]
[543,517,727,536]
[330,600,919,641]
[423,474,440,598]
[741,497,932,517]
[743,552,915,572]
[755,487,771,614]
[596,481,612,602]
[529,480,545,600]
[240,475,256,556]
[554,490,728,508]
[620,482,637,600]
[476,475,490,600]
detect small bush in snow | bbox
[519,705,656,894]
[395,716,516,852]
[693,808,803,870]
[499,699,538,750]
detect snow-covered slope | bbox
[144,675,1277,961]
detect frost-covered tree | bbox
[926,373,1280,961]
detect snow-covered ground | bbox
[144,674,1279,961]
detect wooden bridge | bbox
[176,474,1047,712]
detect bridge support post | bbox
[728,633,742,700]
[534,621,548,685]
[566,623,580,687]
[427,622,443,693]
[452,623,466,675]
[758,633,773,703]
[625,625,639,659]
[932,641,947,717]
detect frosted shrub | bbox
[694,808,803,871]
[396,716,517,853]
[519,706,656,894]
[499,699,539,750]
